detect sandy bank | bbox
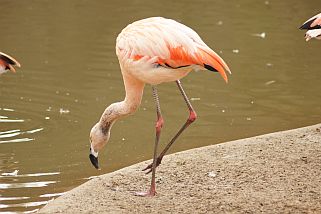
[39,124,321,213]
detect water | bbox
[0,0,320,212]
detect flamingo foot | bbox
[134,183,157,197]
[142,157,162,174]
[134,189,157,197]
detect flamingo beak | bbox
[89,148,100,170]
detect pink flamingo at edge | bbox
[300,12,321,41]
[89,17,231,197]
[0,52,21,75]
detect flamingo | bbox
[300,13,321,41]
[89,17,231,197]
[0,52,21,75]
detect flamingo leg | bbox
[135,86,164,197]
[143,80,197,174]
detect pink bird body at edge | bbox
[300,12,321,41]
[0,52,21,75]
[89,17,231,197]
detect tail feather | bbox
[300,18,320,30]
[300,13,321,30]
[196,47,230,83]
[0,52,21,73]
[131,45,231,83]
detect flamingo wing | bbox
[116,17,231,82]
[300,13,321,30]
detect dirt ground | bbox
[39,124,321,213]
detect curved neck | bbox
[99,73,145,133]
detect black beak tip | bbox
[89,154,100,170]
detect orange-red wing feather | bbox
[155,45,230,83]
[134,45,230,83]
[164,46,198,66]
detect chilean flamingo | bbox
[0,52,21,75]
[300,13,321,41]
[89,17,231,196]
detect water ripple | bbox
[0,130,21,138]
[0,197,30,201]
[39,192,65,198]
[0,181,56,189]
[0,119,24,123]
[0,171,60,178]
[0,108,14,112]
[0,168,61,213]
[0,128,43,144]
[0,200,49,209]
[0,138,34,144]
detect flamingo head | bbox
[89,122,111,170]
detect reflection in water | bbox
[0,197,29,201]
[0,119,24,123]
[0,171,60,178]
[0,128,43,144]
[0,138,33,144]
[0,167,61,212]
[0,0,320,213]
[39,192,65,198]
[1,170,19,176]
[0,181,56,189]
[0,107,44,145]
[0,108,24,123]
[0,200,49,209]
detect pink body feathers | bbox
[116,17,231,85]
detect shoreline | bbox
[39,124,321,213]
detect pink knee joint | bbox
[155,117,164,132]
[188,111,197,122]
